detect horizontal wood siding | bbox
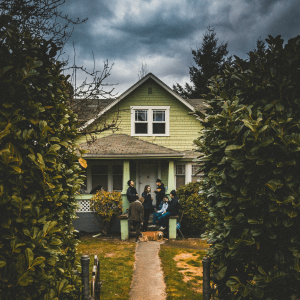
[78,78,202,152]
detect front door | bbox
[139,163,157,205]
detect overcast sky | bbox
[60,0,300,96]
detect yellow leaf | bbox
[79,158,87,168]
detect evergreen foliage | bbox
[0,25,85,299]
[173,26,231,99]
[195,35,300,299]
[176,182,208,235]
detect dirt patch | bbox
[164,238,209,250]
[173,252,203,293]
[104,252,115,258]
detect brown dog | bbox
[140,231,164,242]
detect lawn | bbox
[159,239,209,300]
[76,235,136,300]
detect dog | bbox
[140,231,164,242]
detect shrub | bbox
[0,26,85,299]
[176,182,208,235]
[91,190,122,236]
[195,35,300,299]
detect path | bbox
[129,241,166,300]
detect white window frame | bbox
[131,106,170,136]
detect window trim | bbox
[131,106,170,136]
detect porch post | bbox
[121,160,130,213]
[167,160,175,194]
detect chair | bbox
[176,210,184,238]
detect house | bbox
[74,73,206,232]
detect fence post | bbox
[202,256,211,300]
[81,255,90,300]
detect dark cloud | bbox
[59,0,300,94]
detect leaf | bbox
[48,144,61,152]
[0,261,6,268]
[25,248,34,267]
[17,272,30,286]
[217,266,227,280]
[10,165,22,173]
[0,123,12,140]
[242,119,254,131]
[32,257,45,267]
[79,158,87,168]
[265,179,283,192]
[225,145,243,151]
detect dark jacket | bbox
[128,200,144,222]
[154,183,165,203]
[126,186,138,203]
[166,196,179,216]
[142,192,153,210]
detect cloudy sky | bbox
[60,0,300,96]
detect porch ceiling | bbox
[80,134,185,158]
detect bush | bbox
[91,190,122,236]
[195,35,300,299]
[0,26,84,299]
[176,182,208,235]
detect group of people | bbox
[127,178,179,242]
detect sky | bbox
[60,0,300,97]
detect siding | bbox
[78,78,202,152]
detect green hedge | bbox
[195,35,300,299]
[0,26,85,299]
[176,182,208,235]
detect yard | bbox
[77,235,209,300]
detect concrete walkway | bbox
[129,241,166,300]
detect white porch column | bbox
[167,160,175,194]
[121,160,130,213]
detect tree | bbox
[0,25,85,299]
[173,26,231,99]
[194,35,300,299]
[0,0,121,140]
[137,62,149,80]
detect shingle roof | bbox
[185,99,208,113]
[80,134,184,158]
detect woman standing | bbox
[141,185,153,232]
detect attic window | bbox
[148,87,152,94]
[131,106,170,136]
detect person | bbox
[141,185,153,231]
[126,179,138,203]
[154,179,165,210]
[158,190,179,230]
[128,197,144,242]
[149,196,169,227]
[90,185,104,194]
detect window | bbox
[113,165,123,191]
[176,164,185,189]
[92,165,108,191]
[192,165,202,182]
[131,106,170,136]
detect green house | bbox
[74,73,205,232]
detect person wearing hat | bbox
[154,179,165,210]
[158,190,179,230]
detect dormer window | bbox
[131,106,170,136]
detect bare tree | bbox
[138,62,149,80]
[1,0,121,141]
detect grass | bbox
[159,239,209,300]
[76,235,136,300]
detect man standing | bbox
[158,190,179,230]
[128,197,144,242]
[154,179,165,210]
[126,179,138,203]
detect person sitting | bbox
[158,190,179,230]
[126,179,138,203]
[90,185,104,194]
[149,196,169,228]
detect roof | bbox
[79,73,206,131]
[185,99,208,112]
[80,134,185,158]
